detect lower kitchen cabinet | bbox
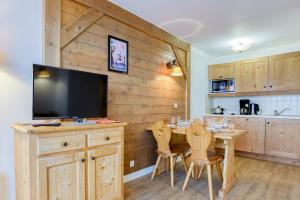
[88,145,122,200]
[265,119,300,159]
[205,116,266,154]
[230,117,265,154]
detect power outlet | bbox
[129,160,135,168]
[173,102,178,108]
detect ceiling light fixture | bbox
[232,41,251,53]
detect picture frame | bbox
[108,35,128,74]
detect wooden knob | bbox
[63,142,68,147]
[267,122,270,125]
[106,137,110,141]
[246,118,249,121]
[81,158,86,163]
[264,86,266,88]
[91,157,95,160]
[269,85,273,88]
[219,76,222,78]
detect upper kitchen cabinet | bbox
[269,52,300,91]
[208,63,235,80]
[235,57,269,92]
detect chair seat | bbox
[191,152,224,164]
[170,143,190,154]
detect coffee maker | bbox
[240,99,250,115]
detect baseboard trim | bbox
[124,165,155,183]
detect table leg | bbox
[218,139,237,198]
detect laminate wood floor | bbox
[125,156,300,200]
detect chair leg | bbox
[166,157,170,172]
[170,155,175,187]
[207,164,214,200]
[197,165,204,179]
[173,155,178,171]
[151,155,162,180]
[181,154,188,174]
[182,161,194,191]
[216,161,223,183]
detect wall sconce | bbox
[38,67,50,78]
[166,59,183,77]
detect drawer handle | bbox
[63,142,68,147]
[267,122,271,125]
[91,157,95,160]
[106,137,110,141]
[81,158,86,163]
[269,85,273,88]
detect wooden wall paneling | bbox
[73,0,190,51]
[56,0,190,175]
[43,0,61,66]
[61,8,104,48]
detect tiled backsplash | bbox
[210,94,300,116]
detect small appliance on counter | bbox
[240,99,250,115]
[212,106,225,115]
[250,103,261,115]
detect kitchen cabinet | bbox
[265,119,300,159]
[269,52,300,91]
[12,123,126,200]
[230,117,265,154]
[208,63,235,80]
[235,57,269,92]
[204,116,265,154]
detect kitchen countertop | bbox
[204,114,300,120]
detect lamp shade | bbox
[171,66,183,76]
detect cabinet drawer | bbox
[38,134,86,155]
[88,129,122,147]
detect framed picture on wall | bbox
[108,35,128,74]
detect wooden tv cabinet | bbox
[12,122,127,200]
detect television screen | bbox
[33,64,108,119]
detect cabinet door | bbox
[236,57,269,92]
[249,118,266,154]
[208,63,235,80]
[39,152,85,200]
[265,119,300,159]
[88,145,122,200]
[269,52,300,91]
[231,117,252,152]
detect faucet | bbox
[274,107,290,116]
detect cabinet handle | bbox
[267,122,271,125]
[246,118,249,121]
[264,86,267,88]
[81,158,86,163]
[106,136,110,141]
[91,157,95,160]
[254,85,256,88]
[63,142,68,147]
[219,76,222,78]
[269,85,273,88]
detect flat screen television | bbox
[33,64,108,119]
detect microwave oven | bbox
[210,79,235,93]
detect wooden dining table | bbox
[147,125,246,199]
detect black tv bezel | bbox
[32,64,108,120]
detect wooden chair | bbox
[182,121,224,200]
[151,121,190,187]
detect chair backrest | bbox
[186,120,212,161]
[151,121,171,154]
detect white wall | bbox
[190,47,213,118]
[0,0,43,199]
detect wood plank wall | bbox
[44,0,191,175]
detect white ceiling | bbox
[110,0,300,57]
